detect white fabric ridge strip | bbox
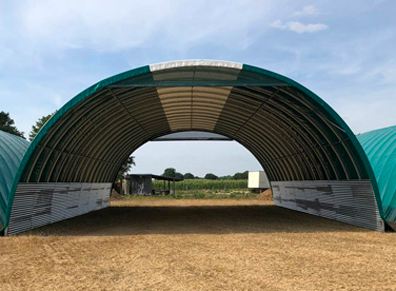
[149,59,243,72]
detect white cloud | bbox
[271,20,328,33]
[293,5,319,17]
[19,0,176,52]
[0,0,395,140]
[7,0,275,55]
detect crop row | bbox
[152,179,248,190]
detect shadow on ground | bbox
[24,203,371,236]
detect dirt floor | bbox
[0,198,395,290]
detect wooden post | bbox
[173,178,176,196]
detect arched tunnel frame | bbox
[1,60,387,235]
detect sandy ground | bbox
[0,199,395,291]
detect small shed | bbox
[248,171,269,190]
[123,174,183,196]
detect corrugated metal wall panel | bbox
[272,180,384,231]
[7,182,111,235]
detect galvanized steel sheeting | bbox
[7,182,111,235]
[272,180,384,231]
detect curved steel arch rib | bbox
[3,60,387,235]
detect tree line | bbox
[0,111,54,141]
[162,167,248,180]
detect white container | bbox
[248,171,270,189]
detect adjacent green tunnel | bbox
[357,125,396,230]
[0,131,29,229]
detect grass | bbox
[0,198,395,290]
[149,178,252,200]
[175,189,258,199]
[124,189,258,199]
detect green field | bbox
[126,179,254,199]
[152,179,248,190]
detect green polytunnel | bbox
[0,60,391,235]
[357,125,396,230]
[0,130,29,229]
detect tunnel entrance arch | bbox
[2,60,386,235]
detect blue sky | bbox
[0,0,395,176]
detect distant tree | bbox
[0,111,24,138]
[183,173,195,179]
[204,173,218,180]
[162,168,184,178]
[219,175,233,180]
[116,156,136,181]
[163,168,176,177]
[233,171,248,180]
[29,112,56,141]
[175,172,184,179]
